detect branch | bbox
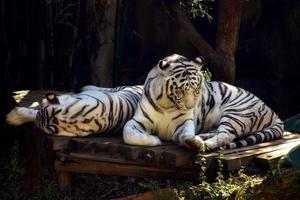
[170,0,242,83]
[172,1,226,81]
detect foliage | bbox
[0,140,68,200]
[177,149,264,200]
[181,0,215,21]
[202,68,213,81]
[0,140,24,200]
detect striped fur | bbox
[123,54,284,152]
[6,85,143,136]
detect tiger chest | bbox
[155,112,192,141]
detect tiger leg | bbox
[204,114,284,151]
[226,118,284,149]
[203,118,238,150]
[198,132,217,140]
[172,120,205,152]
[123,119,162,146]
[204,131,236,150]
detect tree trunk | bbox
[216,0,241,83]
[89,0,117,87]
[172,0,241,83]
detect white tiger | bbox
[123,54,284,152]
[6,85,143,136]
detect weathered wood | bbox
[204,132,300,158]
[46,136,72,151]
[59,132,300,176]
[55,155,199,180]
[119,145,146,161]
[24,125,42,193]
[13,90,66,108]
[57,171,72,191]
[159,145,194,167]
[136,144,174,165]
[223,139,300,171]
[255,148,294,170]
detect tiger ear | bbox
[193,56,205,68]
[158,59,170,71]
[46,93,60,105]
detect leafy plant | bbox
[181,0,215,21]
[184,149,264,200]
[202,68,212,81]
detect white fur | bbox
[123,54,283,152]
[7,85,143,136]
[81,85,104,91]
[6,107,38,126]
[123,54,206,151]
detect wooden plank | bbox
[136,144,174,165]
[70,137,186,165]
[159,145,195,167]
[13,90,66,108]
[200,135,292,170]
[57,171,72,191]
[46,136,72,151]
[24,125,42,194]
[63,133,300,170]
[256,148,292,161]
[254,147,295,170]
[223,140,300,171]
[204,132,300,158]
[70,136,123,154]
[224,139,300,160]
[119,145,146,160]
[55,157,199,180]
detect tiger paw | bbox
[6,107,36,126]
[204,139,217,151]
[184,136,205,152]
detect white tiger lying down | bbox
[123,54,284,152]
[6,85,143,136]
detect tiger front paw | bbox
[204,139,217,151]
[184,136,205,152]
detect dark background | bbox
[1,0,300,126]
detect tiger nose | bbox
[185,96,195,109]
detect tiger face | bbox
[157,54,205,110]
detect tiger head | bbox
[155,54,205,110]
[35,93,64,135]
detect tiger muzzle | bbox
[184,96,195,109]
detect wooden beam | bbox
[223,140,300,171]
[57,171,72,191]
[55,156,199,180]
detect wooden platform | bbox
[51,132,300,189]
[12,90,300,191]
